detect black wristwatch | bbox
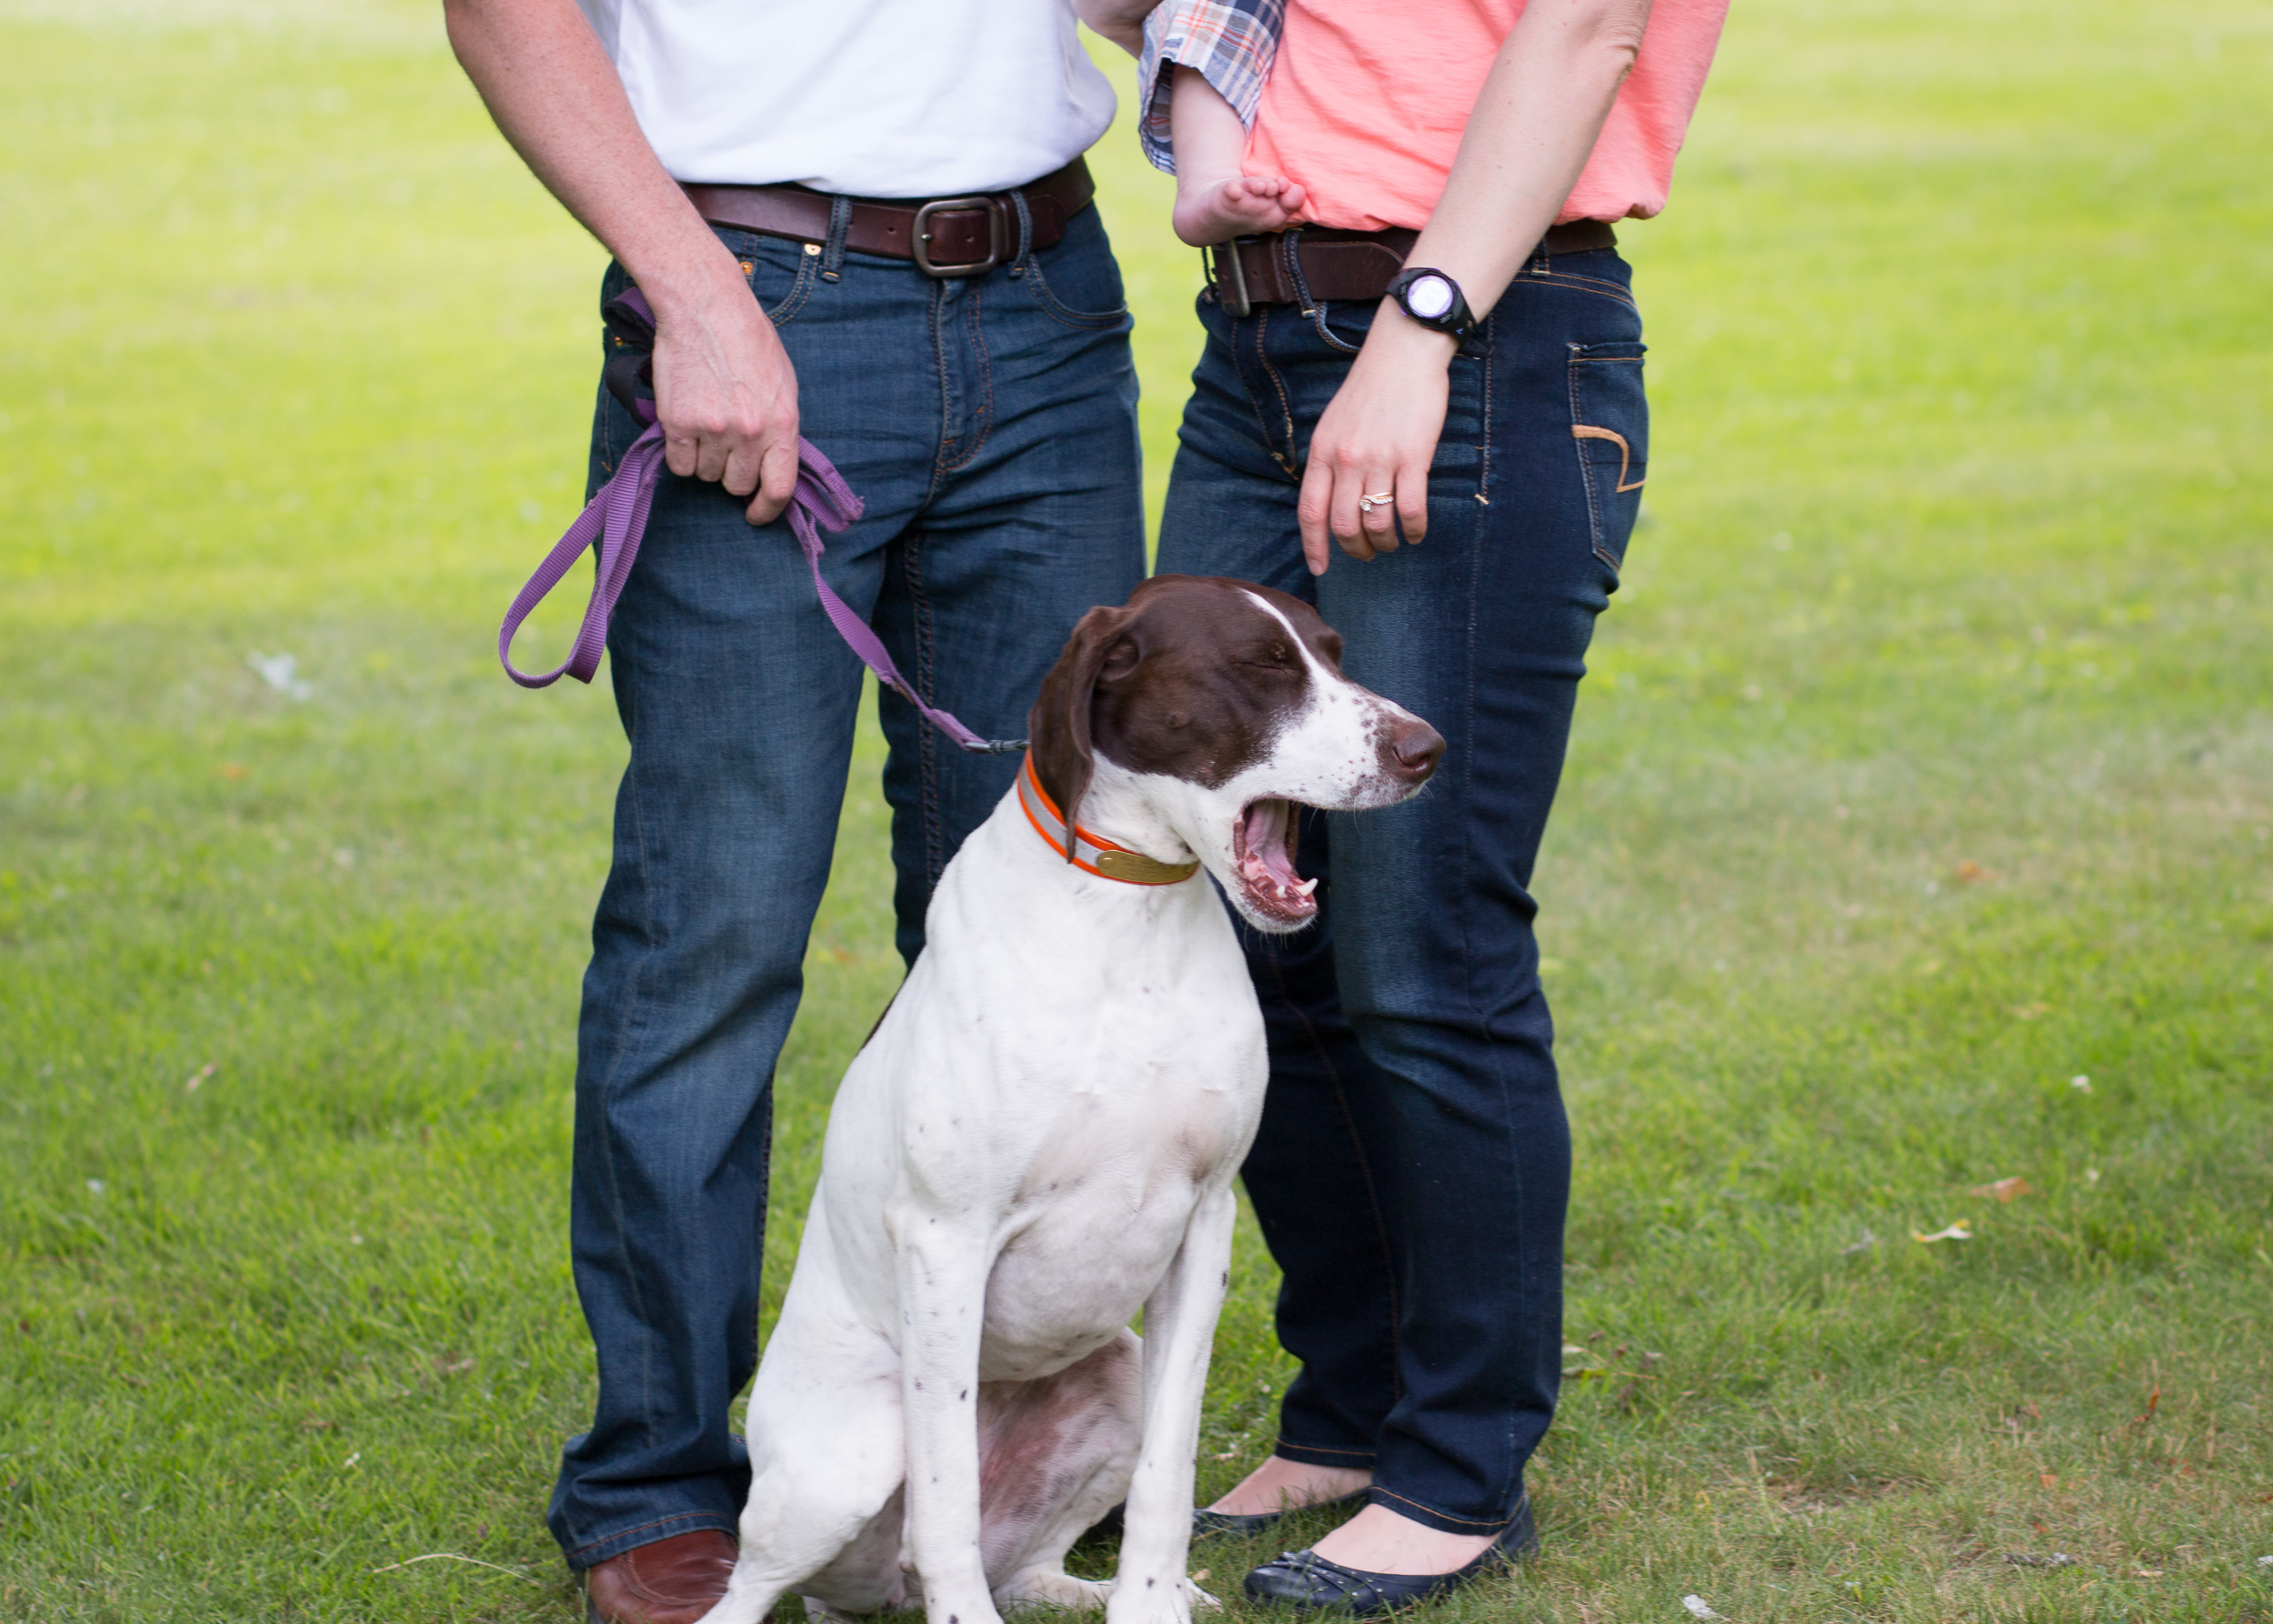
[1386,266,1479,350]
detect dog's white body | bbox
[697,586,1437,1624]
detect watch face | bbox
[1405,274,1457,320]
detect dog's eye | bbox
[1239,643,1294,669]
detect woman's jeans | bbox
[1155,242,1647,1535]
[547,206,1146,1569]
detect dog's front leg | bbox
[1110,1184,1237,1624]
[896,1219,1000,1624]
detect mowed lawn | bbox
[4,1,2270,1619]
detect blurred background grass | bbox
[2,1,2269,1619]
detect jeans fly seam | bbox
[942,286,996,475]
[926,280,956,500]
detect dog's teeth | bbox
[1292,877,1318,897]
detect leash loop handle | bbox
[497,288,1026,754]
[496,413,664,690]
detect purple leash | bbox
[498,288,1021,755]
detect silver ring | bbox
[1357,490,1394,515]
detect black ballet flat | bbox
[1192,1488,1372,1539]
[1240,1494,1538,1615]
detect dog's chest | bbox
[966,1064,1254,1382]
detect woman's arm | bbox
[444,0,801,519]
[1297,0,1654,573]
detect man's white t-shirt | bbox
[575,0,1118,197]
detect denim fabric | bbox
[548,204,1146,1569]
[1154,243,1647,1534]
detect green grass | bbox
[3,0,2270,1619]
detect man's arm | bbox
[443,0,799,519]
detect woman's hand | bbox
[1297,310,1458,574]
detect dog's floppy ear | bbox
[1027,604,1138,858]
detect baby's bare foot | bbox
[1172,174,1307,246]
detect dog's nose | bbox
[1386,718,1445,783]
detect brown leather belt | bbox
[1205,218,1618,316]
[681,158,1096,279]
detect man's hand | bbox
[649,272,801,523]
[1296,312,1455,575]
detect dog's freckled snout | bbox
[1387,718,1446,783]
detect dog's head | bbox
[1027,575,1443,933]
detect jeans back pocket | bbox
[1566,339,1647,574]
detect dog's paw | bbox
[997,1570,1113,1612]
[1104,1579,1209,1624]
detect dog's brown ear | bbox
[1027,605,1137,858]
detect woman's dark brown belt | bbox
[680,158,1095,279]
[1205,218,1618,317]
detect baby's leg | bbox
[1168,66,1307,246]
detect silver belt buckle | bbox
[913,196,1006,278]
[1211,238,1255,317]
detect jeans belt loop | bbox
[821,194,852,282]
[912,196,1006,278]
[1006,188,1036,278]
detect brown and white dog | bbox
[696,576,1443,1624]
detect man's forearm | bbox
[1404,0,1653,322]
[442,0,745,321]
[446,0,801,515]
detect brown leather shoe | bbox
[584,1529,738,1624]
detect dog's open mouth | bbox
[1232,798,1318,924]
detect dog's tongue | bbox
[1238,799,1316,906]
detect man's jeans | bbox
[547,205,1145,1569]
[1154,244,1647,1535]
